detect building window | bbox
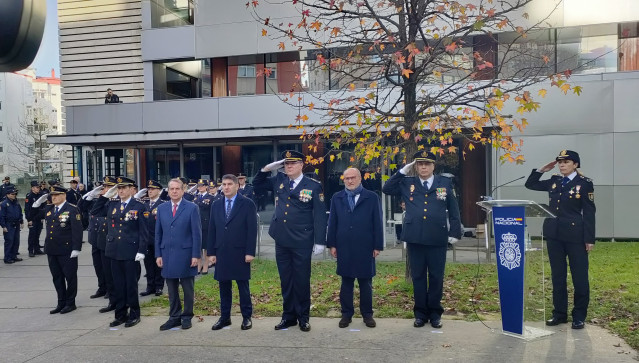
[150,0,194,28]
[29,163,35,173]
[238,65,256,78]
[557,23,617,75]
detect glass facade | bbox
[150,0,194,28]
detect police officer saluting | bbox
[194,179,215,274]
[525,150,596,330]
[382,150,462,329]
[253,150,328,332]
[25,181,46,257]
[30,186,83,314]
[92,176,148,328]
[140,179,166,296]
[1,186,24,263]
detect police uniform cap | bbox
[103,176,116,186]
[555,150,581,167]
[188,179,197,186]
[198,179,209,185]
[115,176,135,186]
[237,173,247,179]
[208,181,216,187]
[48,179,59,186]
[49,185,66,195]
[5,186,18,194]
[69,179,78,184]
[413,150,436,163]
[178,177,189,185]
[94,181,104,187]
[3,176,10,181]
[147,179,163,189]
[281,150,304,162]
[30,180,40,187]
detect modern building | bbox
[50,0,639,238]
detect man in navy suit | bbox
[91,176,148,328]
[208,174,258,331]
[140,180,167,297]
[327,168,384,329]
[253,150,327,332]
[155,178,202,331]
[383,151,462,329]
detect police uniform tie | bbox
[121,202,127,211]
[289,179,295,190]
[172,203,177,217]
[226,199,232,220]
[424,180,430,190]
[562,176,570,187]
[55,206,59,215]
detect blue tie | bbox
[423,180,429,190]
[226,199,232,220]
[562,177,569,187]
[289,179,295,190]
[55,206,59,215]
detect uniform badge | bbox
[319,193,324,202]
[112,208,117,215]
[143,211,150,218]
[588,192,594,201]
[551,183,556,189]
[299,189,313,202]
[279,183,284,189]
[409,197,413,201]
[76,214,81,221]
[410,185,415,193]
[152,208,157,215]
[436,188,447,200]
[46,211,52,217]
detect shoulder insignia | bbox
[588,192,594,201]
[319,193,324,202]
[579,175,592,182]
[76,214,81,221]
[25,199,29,202]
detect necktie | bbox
[172,203,177,217]
[120,202,127,211]
[289,179,295,190]
[55,206,59,214]
[348,194,356,211]
[226,199,232,220]
[562,177,569,187]
[423,180,429,190]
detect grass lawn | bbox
[142,242,639,350]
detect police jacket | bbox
[142,198,165,254]
[25,191,45,223]
[253,171,327,248]
[382,172,462,246]
[0,198,23,228]
[91,196,148,260]
[525,170,596,244]
[31,202,83,256]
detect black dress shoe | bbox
[363,316,377,328]
[338,317,352,328]
[124,318,140,327]
[99,304,116,313]
[182,320,192,329]
[212,318,232,330]
[29,253,35,257]
[104,292,109,299]
[545,317,568,326]
[430,319,443,329]
[4,260,14,264]
[16,252,20,255]
[90,290,106,299]
[60,305,77,314]
[299,322,311,332]
[13,257,23,262]
[571,320,585,329]
[414,318,426,328]
[109,319,126,327]
[155,289,163,296]
[241,317,252,330]
[160,320,181,331]
[274,319,297,330]
[35,250,45,255]
[50,306,64,314]
[139,289,154,297]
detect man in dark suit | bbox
[208,174,258,331]
[253,150,327,332]
[327,168,384,329]
[237,173,255,202]
[140,180,166,297]
[194,179,215,274]
[78,182,107,299]
[525,150,596,329]
[383,150,462,329]
[155,178,202,331]
[92,176,148,328]
[25,180,45,257]
[29,186,83,314]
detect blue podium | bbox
[477,200,555,340]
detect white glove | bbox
[134,188,148,199]
[312,244,325,255]
[399,161,416,175]
[89,186,104,198]
[104,186,118,199]
[82,192,92,201]
[448,237,459,244]
[70,250,80,258]
[187,185,197,194]
[32,194,48,208]
[135,253,145,261]
[261,159,285,172]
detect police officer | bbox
[382,150,462,329]
[66,180,81,205]
[193,179,215,274]
[140,179,166,297]
[91,176,117,313]
[0,176,15,200]
[237,173,255,202]
[30,186,83,314]
[25,180,46,257]
[253,150,327,332]
[79,182,107,299]
[525,150,596,330]
[92,176,148,328]
[1,186,24,263]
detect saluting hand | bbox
[399,160,416,175]
[538,161,557,173]
[104,186,118,199]
[261,159,285,172]
[32,194,48,208]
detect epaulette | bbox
[68,203,78,208]
[552,173,561,177]
[110,197,119,201]
[578,174,592,182]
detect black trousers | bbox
[143,245,164,291]
[27,222,43,253]
[166,277,194,322]
[407,243,447,321]
[275,245,312,323]
[3,225,20,261]
[340,277,373,319]
[111,259,141,321]
[47,254,78,307]
[91,245,106,293]
[219,280,252,319]
[547,238,590,321]
[99,249,116,306]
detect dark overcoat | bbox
[91,196,148,260]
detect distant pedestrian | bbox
[105,88,120,103]
[1,186,24,263]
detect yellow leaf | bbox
[330,154,335,162]
[308,102,314,110]
[261,29,267,36]
[401,68,413,78]
[538,89,547,98]
[358,97,366,105]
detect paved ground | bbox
[1,229,636,362]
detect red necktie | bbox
[172,203,177,217]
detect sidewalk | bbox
[1,229,636,362]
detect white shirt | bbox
[54,201,66,212]
[289,174,304,190]
[120,197,132,206]
[565,171,577,181]
[171,198,183,210]
[150,198,159,205]
[419,175,435,190]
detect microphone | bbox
[482,176,525,200]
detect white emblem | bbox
[498,232,522,270]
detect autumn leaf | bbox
[261,28,267,36]
[401,68,413,78]
[445,42,457,53]
[573,86,583,95]
[278,42,285,50]
[538,89,547,98]
[308,102,314,110]
[358,97,366,105]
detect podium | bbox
[477,200,555,340]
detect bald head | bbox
[343,168,362,191]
